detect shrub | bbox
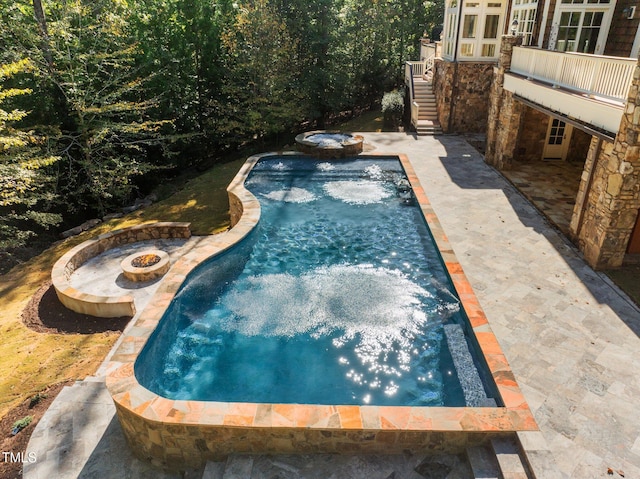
[11,415,33,435]
[381,89,405,127]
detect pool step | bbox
[466,445,501,478]
[490,435,534,479]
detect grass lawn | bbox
[0,156,246,420]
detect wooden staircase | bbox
[406,57,443,135]
[412,76,442,135]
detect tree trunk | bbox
[32,0,54,70]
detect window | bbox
[444,0,505,60]
[556,10,604,53]
[561,0,609,4]
[443,12,458,58]
[460,43,475,56]
[578,11,603,52]
[482,44,496,56]
[510,0,538,46]
[484,15,500,38]
[463,15,478,38]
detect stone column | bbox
[571,61,640,269]
[485,35,524,170]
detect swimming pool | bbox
[106,152,536,470]
[136,156,497,408]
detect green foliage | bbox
[0,60,62,260]
[11,415,33,434]
[41,0,177,214]
[29,392,46,408]
[381,89,405,127]
[0,0,429,263]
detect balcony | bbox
[504,47,636,134]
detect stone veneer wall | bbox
[516,107,549,162]
[566,129,592,165]
[433,60,495,134]
[51,222,191,318]
[485,36,524,170]
[569,61,640,268]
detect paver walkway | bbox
[24,133,640,478]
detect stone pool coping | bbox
[51,222,191,318]
[105,152,537,470]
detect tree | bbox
[36,0,176,215]
[212,0,305,144]
[0,59,61,266]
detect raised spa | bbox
[295,131,364,158]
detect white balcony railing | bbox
[510,47,636,103]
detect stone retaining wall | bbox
[51,222,191,318]
[433,60,495,134]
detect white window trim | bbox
[457,2,507,60]
[549,1,615,55]
[510,0,538,46]
[631,24,640,58]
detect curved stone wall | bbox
[51,222,192,318]
[295,130,364,158]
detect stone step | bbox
[202,460,225,479]
[517,431,567,479]
[204,453,474,478]
[222,455,254,479]
[466,445,500,479]
[490,436,533,479]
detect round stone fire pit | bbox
[295,131,364,158]
[121,249,170,282]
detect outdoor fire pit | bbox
[121,249,170,282]
[295,131,364,158]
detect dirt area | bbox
[21,281,131,335]
[0,380,74,479]
[0,283,131,478]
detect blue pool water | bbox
[135,156,498,407]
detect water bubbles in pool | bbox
[272,161,289,170]
[216,264,458,379]
[364,164,384,180]
[306,133,352,147]
[323,180,393,205]
[316,162,336,171]
[262,187,316,203]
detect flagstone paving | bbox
[23,132,640,479]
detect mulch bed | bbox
[0,380,74,479]
[21,281,131,334]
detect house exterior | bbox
[411,0,640,269]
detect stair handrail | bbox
[424,54,435,81]
[405,61,416,101]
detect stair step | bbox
[490,436,532,479]
[466,446,500,479]
[202,461,225,479]
[222,455,254,479]
[517,431,566,479]
[206,453,476,479]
